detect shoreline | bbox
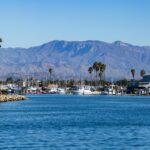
[25,93,150,96]
[0,95,27,103]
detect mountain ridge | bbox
[0,40,150,80]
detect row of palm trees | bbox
[131,69,146,79]
[32,66,146,84]
[88,61,106,85]
[49,67,146,81]
[87,64,146,85]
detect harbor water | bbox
[0,95,150,149]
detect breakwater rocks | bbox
[0,95,27,102]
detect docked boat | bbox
[101,85,116,95]
[57,88,66,94]
[49,88,58,94]
[71,85,100,95]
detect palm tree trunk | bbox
[96,71,98,87]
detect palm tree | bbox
[92,61,100,83]
[140,69,146,78]
[99,63,106,85]
[48,68,53,81]
[88,67,93,85]
[88,67,93,74]
[0,38,2,47]
[131,69,135,79]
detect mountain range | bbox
[0,40,150,80]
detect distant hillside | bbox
[0,40,150,80]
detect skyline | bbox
[0,0,150,48]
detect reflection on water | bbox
[0,95,150,149]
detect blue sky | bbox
[0,0,150,48]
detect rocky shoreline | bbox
[0,95,27,102]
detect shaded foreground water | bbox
[0,95,150,149]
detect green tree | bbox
[6,77,14,83]
[88,67,93,74]
[91,61,106,86]
[99,63,106,85]
[88,66,93,80]
[48,68,53,81]
[131,69,135,79]
[92,61,100,83]
[0,38,2,47]
[115,79,129,87]
[140,69,146,78]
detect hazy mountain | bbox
[0,40,150,80]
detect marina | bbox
[0,0,149,149]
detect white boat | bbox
[101,86,116,95]
[49,88,58,94]
[82,86,93,95]
[72,86,84,95]
[57,88,66,94]
[72,86,100,95]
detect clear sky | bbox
[0,0,150,48]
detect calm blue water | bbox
[0,95,150,149]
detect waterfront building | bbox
[127,75,150,95]
[138,75,150,94]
